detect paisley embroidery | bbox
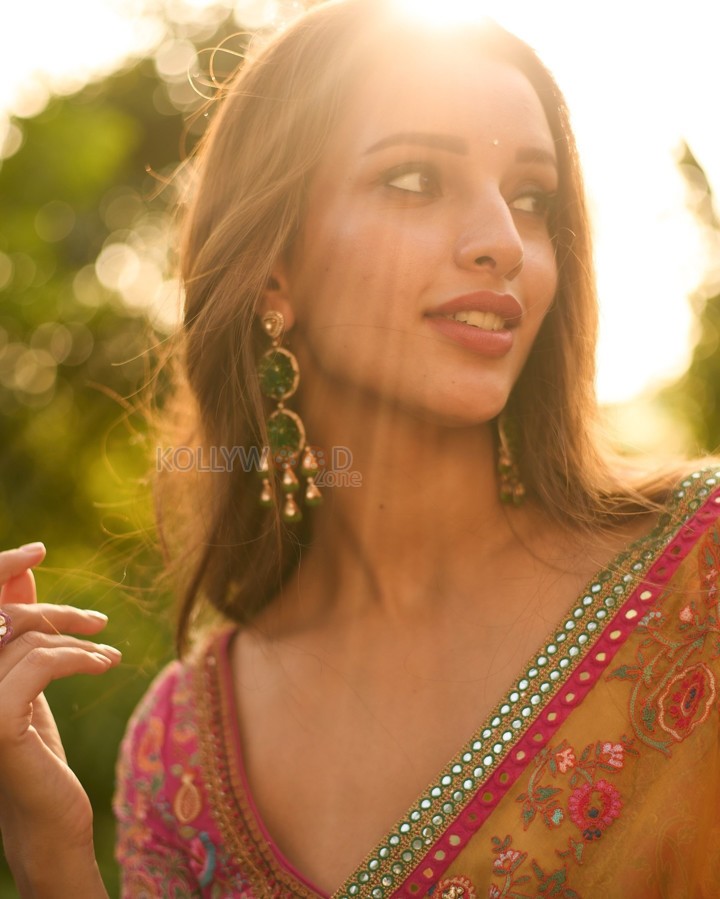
[174,771,203,824]
[657,662,717,740]
[608,522,720,755]
[115,663,251,897]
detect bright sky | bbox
[2,0,719,404]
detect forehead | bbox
[330,44,555,159]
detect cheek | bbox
[525,239,558,316]
[290,206,429,324]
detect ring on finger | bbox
[0,608,13,648]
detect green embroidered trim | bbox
[335,468,720,899]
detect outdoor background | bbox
[1,0,719,894]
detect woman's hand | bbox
[0,543,117,897]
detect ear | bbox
[259,262,296,331]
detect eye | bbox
[509,189,556,217]
[383,164,440,196]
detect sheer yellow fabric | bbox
[428,490,720,899]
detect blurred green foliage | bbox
[0,9,249,892]
[660,144,720,454]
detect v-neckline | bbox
[196,469,720,899]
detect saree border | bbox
[390,477,720,898]
[332,468,720,899]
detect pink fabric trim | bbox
[215,630,330,898]
[393,488,720,898]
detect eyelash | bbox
[382,163,440,197]
[380,164,556,218]
[509,188,557,217]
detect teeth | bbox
[444,310,505,331]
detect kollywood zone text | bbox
[155,445,362,488]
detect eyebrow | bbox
[364,132,468,155]
[515,147,558,169]
[363,132,558,169]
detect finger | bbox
[0,568,38,606]
[0,631,121,682]
[0,603,109,643]
[0,544,46,587]
[0,646,120,744]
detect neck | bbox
[269,382,548,628]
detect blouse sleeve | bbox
[113,661,202,898]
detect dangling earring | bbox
[257,310,323,522]
[497,413,525,506]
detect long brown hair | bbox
[152,0,679,654]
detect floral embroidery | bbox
[555,747,576,773]
[515,737,634,835]
[608,523,720,755]
[488,837,530,898]
[700,519,720,605]
[567,779,622,841]
[493,848,526,876]
[528,862,580,899]
[137,717,164,775]
[657,662,717,740]
[188,832,217,888]
[599,742,624,768]
[490,736,636,895]
[432,875,477,898]
[679,604,694,623]
[488,836,581,899]
[115,661,254,898]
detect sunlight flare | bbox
[390,0,494,27]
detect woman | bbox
[1,1,719,896]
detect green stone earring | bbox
[257,310,322,522]
[497,412,526,506]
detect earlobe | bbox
[260,267,296,330]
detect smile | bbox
[438,310,506,331]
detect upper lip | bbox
[425,292,523,328]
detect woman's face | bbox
[279,42,559,427]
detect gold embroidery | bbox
[174,772,202,824]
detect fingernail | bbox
[98,644,122,658]
[19,542,45,554]
[92,653,112,666]
[84,609,108,620]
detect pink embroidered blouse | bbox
[114,469,720,897]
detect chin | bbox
[397,392,508,429]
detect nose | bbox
[454,192,525,281]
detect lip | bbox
[425,291,523,327]
[423,292,522,358]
